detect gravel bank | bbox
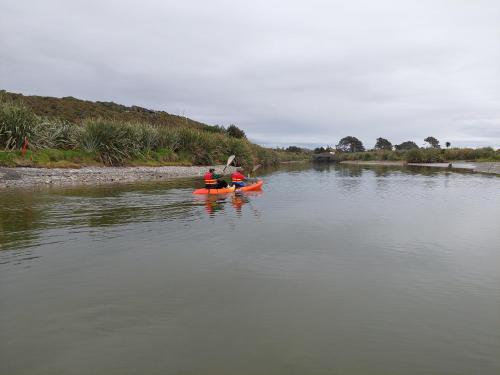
[0,165,238,188]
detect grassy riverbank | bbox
[333,148,500,163]
[0,93,308,168]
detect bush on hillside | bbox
[226,124,246,139]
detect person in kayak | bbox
[204,168,228,189]
[231,168,248,188]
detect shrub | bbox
[226,124,246,139]
[33,120,80,149]
[406,149,423,163]
[0,100,38,150]
[157,127,181,151]
[79,119,140,165]
[220,138,249,167]
[420,148,445,162]
[136,123,159,152]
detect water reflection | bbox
[0,179,265,254]
[199,195,227,216]
[0,190,49,251]
[1,163,499,375]
[0,164,493,254]
[0,181,199,253]
[195,191,262,217]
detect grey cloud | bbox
[1,0,499,148]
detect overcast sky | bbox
[1,0,499,148]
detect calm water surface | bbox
[1,164,499,375]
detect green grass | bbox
[0,149,101,168]
[0,151,18,167]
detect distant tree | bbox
[313,145,334,153]
[374,137,393,150]
[424,136,440,148]
[445,141,451,148]
[226,124,246,139]
[336,136,365,153]
[395,141,419,150]
[286,146,302,153]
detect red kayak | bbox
[193,180,264,195]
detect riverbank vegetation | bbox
[314,136,499,163]
[0,92,309,168]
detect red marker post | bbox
[21,137,29,159]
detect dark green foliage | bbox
[334,150,405,162]
[406,148,445,163]
[445,142,451,148]
[395,141,419,150]
[406,149,423,162]
[374,137,392,150]
[424,136,440,148]
[313,146,333,153]
[331,147,499,163]
[204,125,226,134]
[336,136,365,152]
[442,147,499,161]
[226,124,246,139]
[285,146,302,152]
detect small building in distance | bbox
[312,151,336,162]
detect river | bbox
[1,164,499,375]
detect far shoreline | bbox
[339,160,500,176]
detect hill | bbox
[0,90,216,131]
[0,90,308,167]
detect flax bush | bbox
[33,121,80,149]
[0,99,304,167]
[79,119,141,165]
[0,100,38,150]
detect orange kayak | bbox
[193,180,264,195]
[238,180,264,192]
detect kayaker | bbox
[231,168,247,188]
[204,168,227,189]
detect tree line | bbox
[313,136,450,153]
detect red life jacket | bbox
[231,172,245,183]
[204,172,217,186]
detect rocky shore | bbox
[0,165,238,188]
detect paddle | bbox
[249,164,262,179]
[222,155,236,173]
